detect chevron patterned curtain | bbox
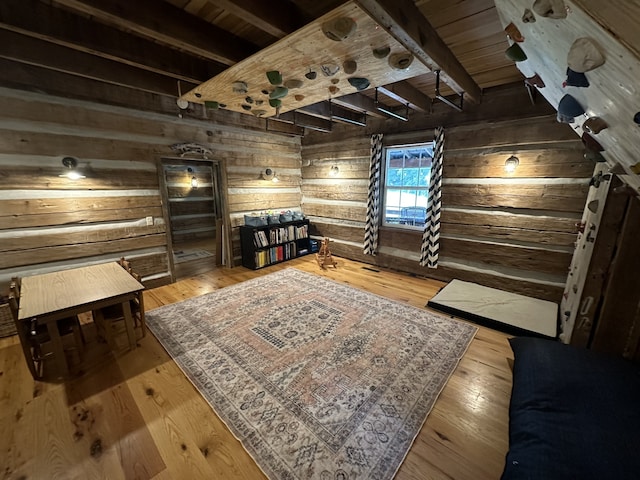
[363,133,384,256]
[420,127,444,268]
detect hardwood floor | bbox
[0,255,514,479]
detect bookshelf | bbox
[239,219,310,269]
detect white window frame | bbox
[382,142,434,230]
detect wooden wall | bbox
[0,86,303,290]
[224,126,302,266]
[301,84,594,302]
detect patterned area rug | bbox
[146,269,477,480]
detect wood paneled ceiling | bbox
[0,0,523,127]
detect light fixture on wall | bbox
[58,156,86,180]
[262,168,279,182]
[329,165,339,176]
[504,155,520,173]
[187,167,198,188]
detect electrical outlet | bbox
[146,216,153,226]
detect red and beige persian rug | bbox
[146,268,477,480]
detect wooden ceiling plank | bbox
[354,0,482,103]
[0,29,197,96]
[51,0,258,65]
[210,0,304,38]
[377,81,432,112]
[0,0,223,84]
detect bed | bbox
[502,337,640,480]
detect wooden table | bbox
[18,262,144,378]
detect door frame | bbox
[158,156,230,281]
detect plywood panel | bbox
[494,0,640,194]
[181,2,431,116]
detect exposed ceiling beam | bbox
[330,92,388,118]
[377,81,432,112]
[354,0,482,103]
[265,118,306,136]
[0,29,197,96]
[51,0,258,65]
[297,101,368,126]
[0,58,185,115]
[0,0,224,84]
[278,111,333,132]
[210,0,305,38]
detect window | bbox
[383,143,434,229]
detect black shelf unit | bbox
[239,219,310,269]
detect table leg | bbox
[46,321,70,378]
[122,300,137,350]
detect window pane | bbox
[418,167,431,187]
[382,142,434,229]
[386,168,403,186]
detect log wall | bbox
[301,85,593,302]
[0,86,302,290]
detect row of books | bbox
[252,224,309,248]
[254,242,298,268]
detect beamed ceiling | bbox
[0,0,524,131]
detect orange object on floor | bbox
[316,237,337,269]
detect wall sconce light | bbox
[262,168,279,182]
[58,156,86,180]
[329,165,339,177]
[504,155,519,173]
[187,167,198,188]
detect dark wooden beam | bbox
[52,0,258,65]
[265,118,306,136]
[278,111,333,132]
[0,58,183,114]
[330,93,388,118]
[0,30,197,95]
[211,0,305,38]
[0,59,302,136]
[377,81,432,112]
[354,0,482,103]
[297,102,367,126]
[0,0,224,84]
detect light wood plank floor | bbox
[0,255,514,479]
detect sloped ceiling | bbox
[0,0,523,125]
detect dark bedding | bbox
[502,337,640,480]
